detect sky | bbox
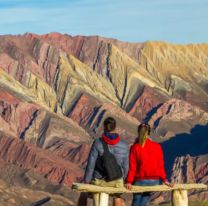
[0,0,208,43]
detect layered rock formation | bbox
[148,99,208,141]
[0,132,83,185]
[68,93,139,142]
[39,33,208,111]
[0,33,208,205]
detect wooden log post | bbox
[99,193,109,206]
[172,190,188,206]
[93,193,100,206]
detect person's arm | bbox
[83,140,99,183]
[126,145,137,186]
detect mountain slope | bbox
[36,33,208,113]
[0,33,208,205]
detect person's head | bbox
[103,117,116,133]
[137,123,150,146]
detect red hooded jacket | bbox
[126,138,167,183]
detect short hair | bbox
[103,117,116,132]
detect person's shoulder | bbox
[148,138,162,148]
[118,139,129,148]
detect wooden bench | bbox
[72,183,207,206]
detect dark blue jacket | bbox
[84,138,129,183]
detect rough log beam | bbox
[72,183,207,206]
[72,183,207,193]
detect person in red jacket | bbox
[126,123,173,206]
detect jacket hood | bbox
[102,132,120,145]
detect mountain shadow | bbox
[161,124,208,178]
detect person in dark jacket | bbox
[126,123,173,206]
[77,117,129,206]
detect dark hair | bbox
[138,123,151,135]
[103,117,116,132]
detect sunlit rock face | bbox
[0,33,207,205]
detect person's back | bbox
[126,138,166,183]
[84,132,129,184]
[78,117,129,206]
[126,123,173,206]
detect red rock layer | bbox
[0,90,38,138]
[46,140,91,167]
[0,35,60,86]
[0,132,83,185]
[128,86,169,121]
[68,93,102,128]
[148,99,208,140]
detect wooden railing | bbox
[72,183,207,206]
